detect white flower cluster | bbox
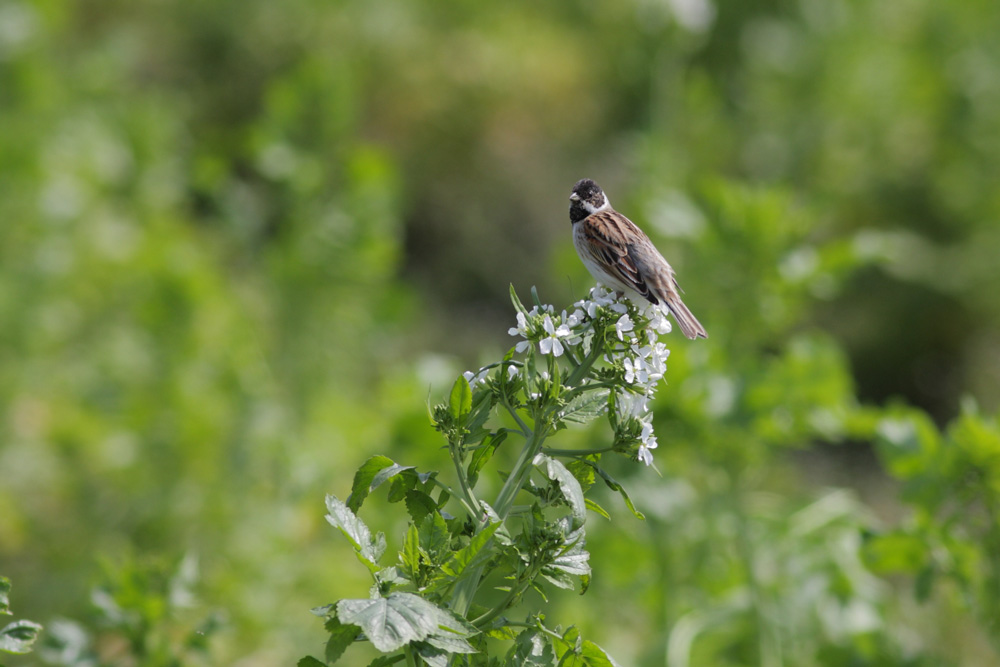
[467,285,674,465]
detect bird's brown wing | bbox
[580,210,657,302]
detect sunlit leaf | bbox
[325,495,386,571]
[336,593,475,653]
[0,619,43,655]
[536,455,586,525]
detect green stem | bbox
[472,564,539,628]
[448,418,549,621]
[494,421,548,518]
[449,440,482,517]
[565,342,603,387]
[501,395,532,437]
[562,381,617,401]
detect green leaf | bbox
[388,473,417,503]
[468,431,507,483]
[559,389,610,425]
[441,522,501,578]
[584,498,610,520]
[551,627,621,667]
[298,657,326,667]
[413,643,449,667]
[536,455,586,526]
[372,464,417,495]
[401,525,424,579]
[419,512,451,562]
[424,632,478,654]
[0,620,43,655]
[324,616,360,664]
[566,460,595,493]
[347,456,396,512]
[0,577,10,616]
[325,495,386,572]
[450,376,473,422]
[549,527,591,578]
[336,593,475,653]
[404,490,438,526]
[367,657,402,667]
[588,464,645,520]
[510,284,529,316]
[506,629,555,666]
[466,390,496,439]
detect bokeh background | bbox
[3,0,1000,664]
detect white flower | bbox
[638,442,656,466]
[615,314,634,341]
[507,312,533,353]
[624,357,648,385]
[638,421,658,465]
[463,368,489,389]
[508,311,528,337]
[538,315,571,357]
[507,365,519,379]
[617,391,651,418]
[646,305,672,335]
[563,308,586,328]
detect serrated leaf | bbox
[413,643,449,667]
[536,455,586,526]
[540,569,576,590]
[336,593,474,653]
[441,522,501,578]
[549,528,591,578]
[450,376,473,422]
[298,656,326,667]
[584,498,610,520]
[560,389,610,424]
[401,525,424,579]
[566,459,596,493]
[388,473,416,503]
[0,619,43,655]
[324,616,360,664]
[424,632,478,654]
[325,495,386,571]
[404,490,438,526]
[419,512,451,562]
[506,629,554,666]
[347,456,395,512]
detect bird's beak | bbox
[569,193,580,201]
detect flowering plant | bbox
[304,286,677,666]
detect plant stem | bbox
[449,440,482,517]
[565,342,603,387]
[448,416,548,621]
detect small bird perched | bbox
[569,178,707,340]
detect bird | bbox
[569,178,707,340]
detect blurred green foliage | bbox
[2,0,1000,664]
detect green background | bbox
[2,0,1000,664]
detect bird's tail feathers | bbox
[661,293,707,340]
